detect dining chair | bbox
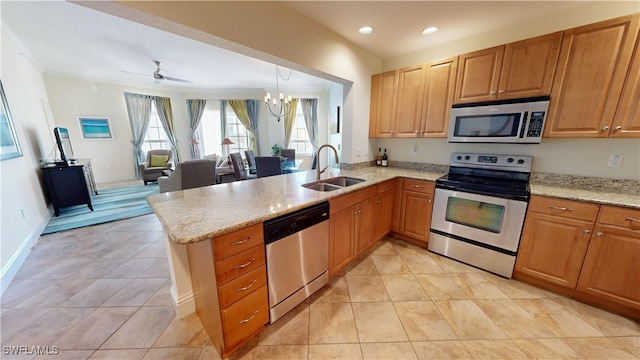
[244,149,257,174]
[229,152,257,181]
[280,149,296,168]
[255,156,282,178]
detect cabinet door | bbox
[394,64,426,137]
[329,206,355,275]
[421,57,457,137]
[611,36,640,138]
[545,14,640,137]
[454,46,505,103]
[374,190,394,242]
[515,212,593,289]
[354,197,376,257]
[499,32,562,99]
[369,70,398,137]
[398,190,433,244]
[577,224,640,310]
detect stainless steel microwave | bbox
[448,96,550,144]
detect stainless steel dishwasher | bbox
[264,201,330,323]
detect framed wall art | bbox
[0,80,23,160]
[78,117,112,140]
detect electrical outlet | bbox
[412,144,417,156]
[608,154,623,167]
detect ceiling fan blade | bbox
[122,70,153,77]
[164,76,192,83]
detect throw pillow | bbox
[150,154,169,167]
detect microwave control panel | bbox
[526,111,546,137]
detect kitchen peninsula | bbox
[147,165,639,357]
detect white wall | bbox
[0,32,55,292]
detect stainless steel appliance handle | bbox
[238,310,259,324]
[234,257,256,269]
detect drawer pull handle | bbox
[549,205,573,212]
[236,279,258,292]
[238,310,259,324]
[626,217,640,223]
[412,184,424,188]
[231,235,254,245]
[234,258,256,269]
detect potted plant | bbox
[271,143,281,156]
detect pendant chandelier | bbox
[264,65,292,122]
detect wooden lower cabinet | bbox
[186,223,268,358]
[328,184,394,275]
[515,197,640,319]
[395,178,435,246]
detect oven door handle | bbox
[435,183,529,202]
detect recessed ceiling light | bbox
[359,26,373,34]
[422,26,438,35]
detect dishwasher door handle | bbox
[234,257,256,269]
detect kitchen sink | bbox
[301,176,366,192]
[321,176,366,187]
[301,182,343,192]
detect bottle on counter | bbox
[376,148,382,166]
[382,148,388,167]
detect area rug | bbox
[42,183,159,234]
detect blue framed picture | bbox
[78,117,112,140]
[0,80,23,160]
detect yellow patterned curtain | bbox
[283,98,299,148]
[153,96,180,162]
[227,100,257,153]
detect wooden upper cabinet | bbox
[611,35,640,137]
[454,32,562,104]
[545,14,640,138]
[499,32,562,99]
[395,64,427,137]
[369,70,398,137]
[454,45,505,103]
[421,57,458,137]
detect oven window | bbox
[445,197,505,233]
[454,113,521,137]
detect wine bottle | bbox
[382,148,388,167]
[376,147,382,166]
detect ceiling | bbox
[2,1,592,92]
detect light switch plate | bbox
[608,154,623,167]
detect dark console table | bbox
[41,159,98,216]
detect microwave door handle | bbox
[519,111,529,138]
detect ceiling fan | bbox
[123,60,192,83]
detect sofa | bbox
[158,159,216,193]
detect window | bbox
[289,104,313,155]
[141,102,172,153]
[199,101,251,157]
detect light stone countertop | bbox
[147,166,639,245]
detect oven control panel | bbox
[450,153,532,172]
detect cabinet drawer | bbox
[213,223,264,261]
[330,186,376,214]
[598,205,640,230]
[402,178,435,194]
[376,180,395,194]
[528,196,599,221]
[221,285,269,349]
[218,266,267,309]
[215,245,266,285]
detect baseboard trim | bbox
[170,285,195,319]
[0,217,48,295]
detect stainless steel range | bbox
[428,152,532,278]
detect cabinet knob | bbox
[596,232,604,237]
[490,91,496,95]
[376,199,381,205]
[584,229,591,234]
[601,126,610,131]
[498,89,505,94]
[614,125,622,131]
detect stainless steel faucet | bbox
[316,144,339,180]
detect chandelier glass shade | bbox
[264,66,292,122]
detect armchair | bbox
[158,159,217,193]
[139,149,174,185]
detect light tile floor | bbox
[2,213,639,360]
